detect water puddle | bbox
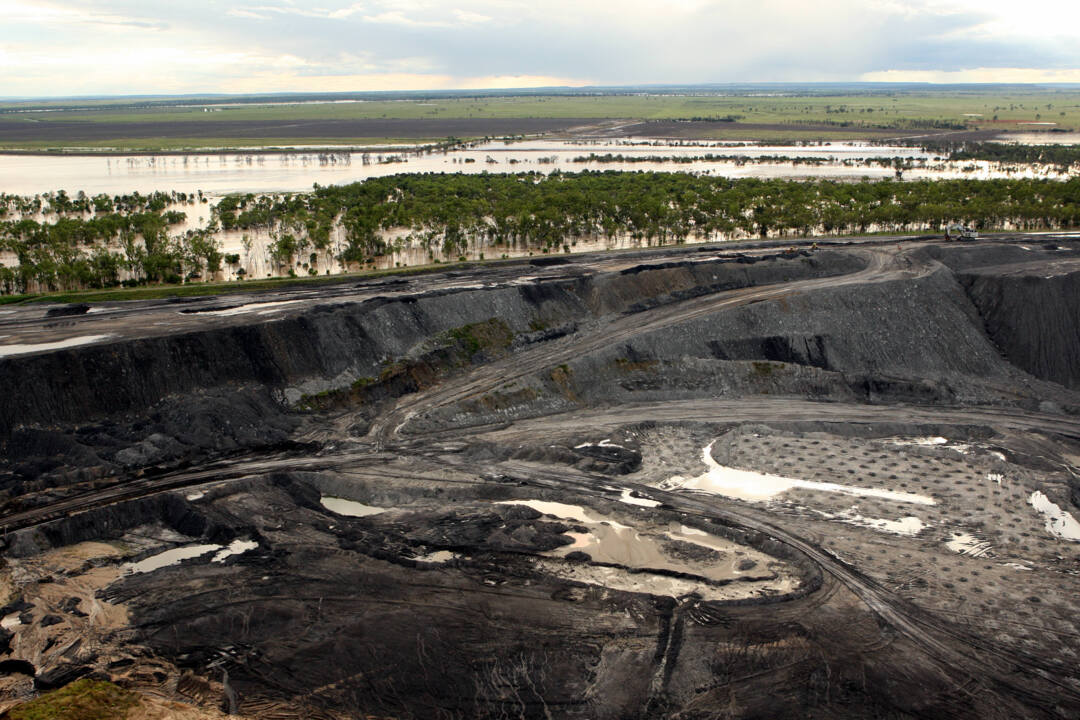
[212,539,258,562]
[320,496,387,517]
[574,439,626,450]
[122,537,258,574]
[0,334,115,357]
[809,507,927,536]
[619,488,661,508]
[946,532,993,557]
[197,300,304,317]
[123,544,221,574]
[887,436,973,454]
[889,436,948,447]
[661,441,935,505]
[1028,491,1080,541]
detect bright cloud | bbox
[0,0,1078,96]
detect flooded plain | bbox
[2,138,1075,197]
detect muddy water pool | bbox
[496,499,797,600]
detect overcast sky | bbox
[2,0,1080,96]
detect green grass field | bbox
[3,89,1080,151]
[4,91,1079,126]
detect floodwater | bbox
[2,138,1069,198]
[661,441,936,505]
[998,132,1080,145]
[320,496,387,517]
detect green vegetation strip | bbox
[7,679,139,720]
[938,143,1080,168]
[5,171,1080,297]
[219,172,1080,262]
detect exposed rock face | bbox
[0,251,864,443]
[930,242,1080,389]
[958,267,1080,389]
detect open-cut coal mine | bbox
[1,234,1079,719]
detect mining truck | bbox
[945,224,978,241]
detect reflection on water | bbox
[3,138,1070,198]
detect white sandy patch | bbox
[1,612,22,629]
[661,441,935,505]
[1029,491,1080,541]
[0,334,114,357]
[320,496,387,517]
[415,550,458,563]
[946,532,993,557]
[186,491,205,501]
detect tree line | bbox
[4,171,1080,295]
[216,172,1080,264]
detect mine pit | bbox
[1,238,1079,718]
